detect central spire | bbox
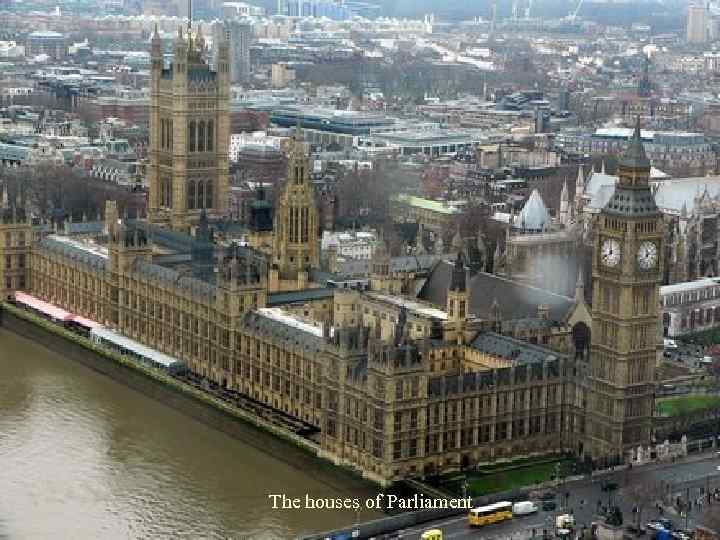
[619,116,650,171]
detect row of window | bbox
[188,119,215,153]
[3,231,26,247]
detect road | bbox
[393,453,720,540]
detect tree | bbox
[621,477,663,531]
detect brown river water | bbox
[0,328,381,539]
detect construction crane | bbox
[567,0,584,21]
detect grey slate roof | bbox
[501,317,555,333]
[67,221,104,235]
[619,118,651,169]
[267,288,335,306]
[418,260,575,321]
[242,310,326,353]
[39,236,107,272]
[335,254,442,277]
[603,185,659,217]
[469,331,565,365]
[133,258,216,300]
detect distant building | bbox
[213,20,252,84]
[221,1,264,17]
[26,31,67,60]
[687,3,709,44]
[271,107,394,147]
[557,127,716,177]
[391,194,464,232]
[271,63,296,89]
[661,277,720,337]
[322,230,377,260]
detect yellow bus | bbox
[420,529,443,540]
[468,501,513,527]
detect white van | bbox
[513,501,538,516]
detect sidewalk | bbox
[579,449,719,485]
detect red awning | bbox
[14,291,73,322]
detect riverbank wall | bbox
[0,304,376,493]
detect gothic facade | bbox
[147,24,230,232]
[585,120,662,461]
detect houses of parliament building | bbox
[0,24,663,486]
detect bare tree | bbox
[621,476,663,530]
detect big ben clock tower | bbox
[586,118,662,464]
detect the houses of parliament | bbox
[0,23,664,486]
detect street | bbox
[393,452,720,540]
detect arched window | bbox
[197,181,205,209]
[167,179,172,207]
[197,121,205,152]
[207,119,214,152]
[188,121,196,152]
[188,181,196,210]
[205,181,213,209]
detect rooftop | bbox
[366,291,448,321]
[470,331,563,365]
[256,307,325,338]
[393,194,463,215]
[661,277,720,295]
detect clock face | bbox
[601,238,621,267]
[637,241,658,270]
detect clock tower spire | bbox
[586,117,662,465]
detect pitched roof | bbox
[515,189,550,231]
[418,260,575,321]
[470,331,565,365]
[619,117,650,169]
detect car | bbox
[513,501,539,516]
[542,500,557,511]
[672,533,691,540]
[647,522,664,532]
[659,519,675,531]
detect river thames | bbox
[0,328,380,539]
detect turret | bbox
[574,165,585,218]
[108,223,151,275]
[445,252,470,344]
[0,198,31,300]
[560,178,570,227]
[104,200,119,238]
[151,23,162,74]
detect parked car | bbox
[542,500,557,511]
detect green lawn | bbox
[656,395,720,417]
[442,458,575,497]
